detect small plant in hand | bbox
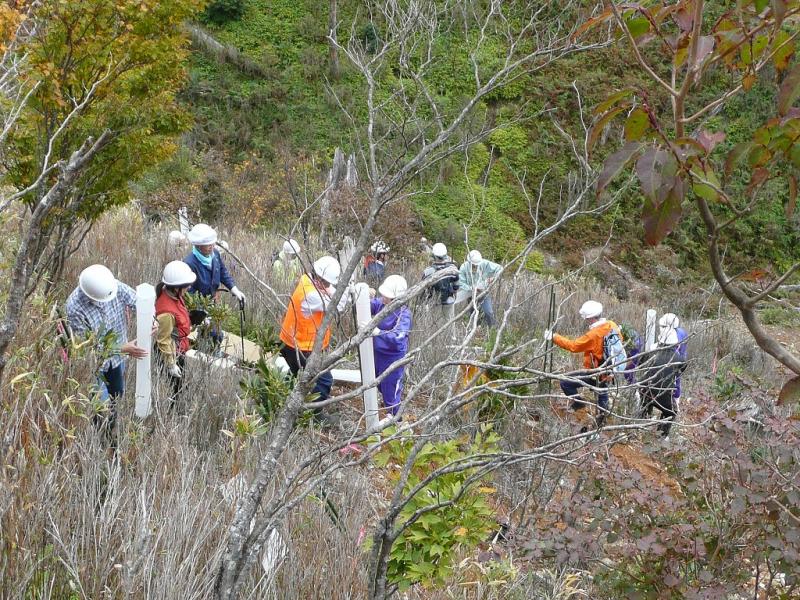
[239,358,293,423]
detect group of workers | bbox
[64,222,687,437]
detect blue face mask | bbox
[193,247,213,269]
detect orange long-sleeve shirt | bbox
[553,319,621,370]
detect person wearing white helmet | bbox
[155,261,198,405]
[422,242,459,319]
[370,275,413,417]
[278,256,351,417]
[272,238,302,283]
[544,300,624,429]
[183,223,245,303]
[65,264,147,434]
[658,312,688,401]
[457,249,502,327]
[364,240,390,286]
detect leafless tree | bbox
[213,1,622,597]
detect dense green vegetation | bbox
[160,0,798,277]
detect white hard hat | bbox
[79,264,118,303]
[313,256,341,285]
[659,313,680,329]
[468,250,482,265]
[579,300,603,319]
[378,274,408,299]
[658,328,679,346]
[283,239,300,255]
[168,230,186,246]
[432,242,448,259]
[162,260,197,287]
[370,240,390,254]
[187,223,217,245]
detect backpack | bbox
[425,262,459,304]
[603,326,628,374]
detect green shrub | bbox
[202,0,245,26]
[374,425,500,591]
[239,358,293,422]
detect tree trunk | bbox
[328,0,340,80]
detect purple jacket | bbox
[370,298,412,357]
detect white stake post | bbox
[178,206,189,235]
[135,283,156,418]
[354,282,379,430]
[645,308,657,352]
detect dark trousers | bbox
[560,371,609,426]
[279,344,333,402]
[640,391,675,437]
[157,353,186,407]
[96,362,125,437]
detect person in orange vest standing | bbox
[279,256,350,412]
[155,261,197,406]
[544,300,623,429]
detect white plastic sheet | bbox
[645,308,657,352]
[354,282,379,429]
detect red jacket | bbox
[155,291,192,354]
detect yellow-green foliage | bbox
[374,425,500,591]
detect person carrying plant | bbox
[279,256,350,422]
[370,275,413,418]
[544,300,624,429]
[183,223,245,346]
[66,264,148,435]
[154,261,197,406]
[457,249,502,327]
[421,242,459,321]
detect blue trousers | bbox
[374,352,406,416]
[279,344,333,402]
[96,362,124,435]
[560,371,609,415]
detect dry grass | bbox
[1,207,788,599]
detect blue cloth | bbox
[66,282,137,370]
[184,249,235,297]
[365,260,385,286]
[371,298,412,415]
[560,371,609,415]
[192,247,213,269]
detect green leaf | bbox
[725,142,753,180]
[773,30,795,72]
[588,106,626,152]
[624,107,650,141]
[691,164,722,202]
[778,64,800,116]
[625,16,650,39]
[597,142,643,195]
[593,89,634,116]
[747,145,771,167]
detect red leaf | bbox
[635,146,669,201]
[697,130,726,154]
[746,167,770,195]
[643,178,685,245]
[573,9,614,41]
[778,63,800,116]
[673,8,693,32]
[778,376,800,406]
[597,142,644,196]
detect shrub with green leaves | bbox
[239,358,293,422]
[201,0,245,25]
[374,426,500,591]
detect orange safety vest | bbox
[279,274,332,351]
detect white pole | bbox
[135,283,156,418]
[645,308,657,352]
[178,206,189,234]
[354,282,379,429]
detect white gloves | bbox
[168,363,182,378]
[372,327,382,336]
[543,329,553,341]
[230,286,246,303]
[202,316,211,327]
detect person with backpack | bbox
[421,242,459,320]
[364,241,389,286]
[638,327,687,439]
[154,261,197,406]
[65,264,148,435]
[272,238,302,283]
[659,313,688,401]
[544,300,626,429]
[370,275,413,417]
[457,249,502,327]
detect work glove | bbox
[168,363,182,378]
[372,327,382,336]
[202,317,212,328]
[230,286,246,303]
[543,329,553,341]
